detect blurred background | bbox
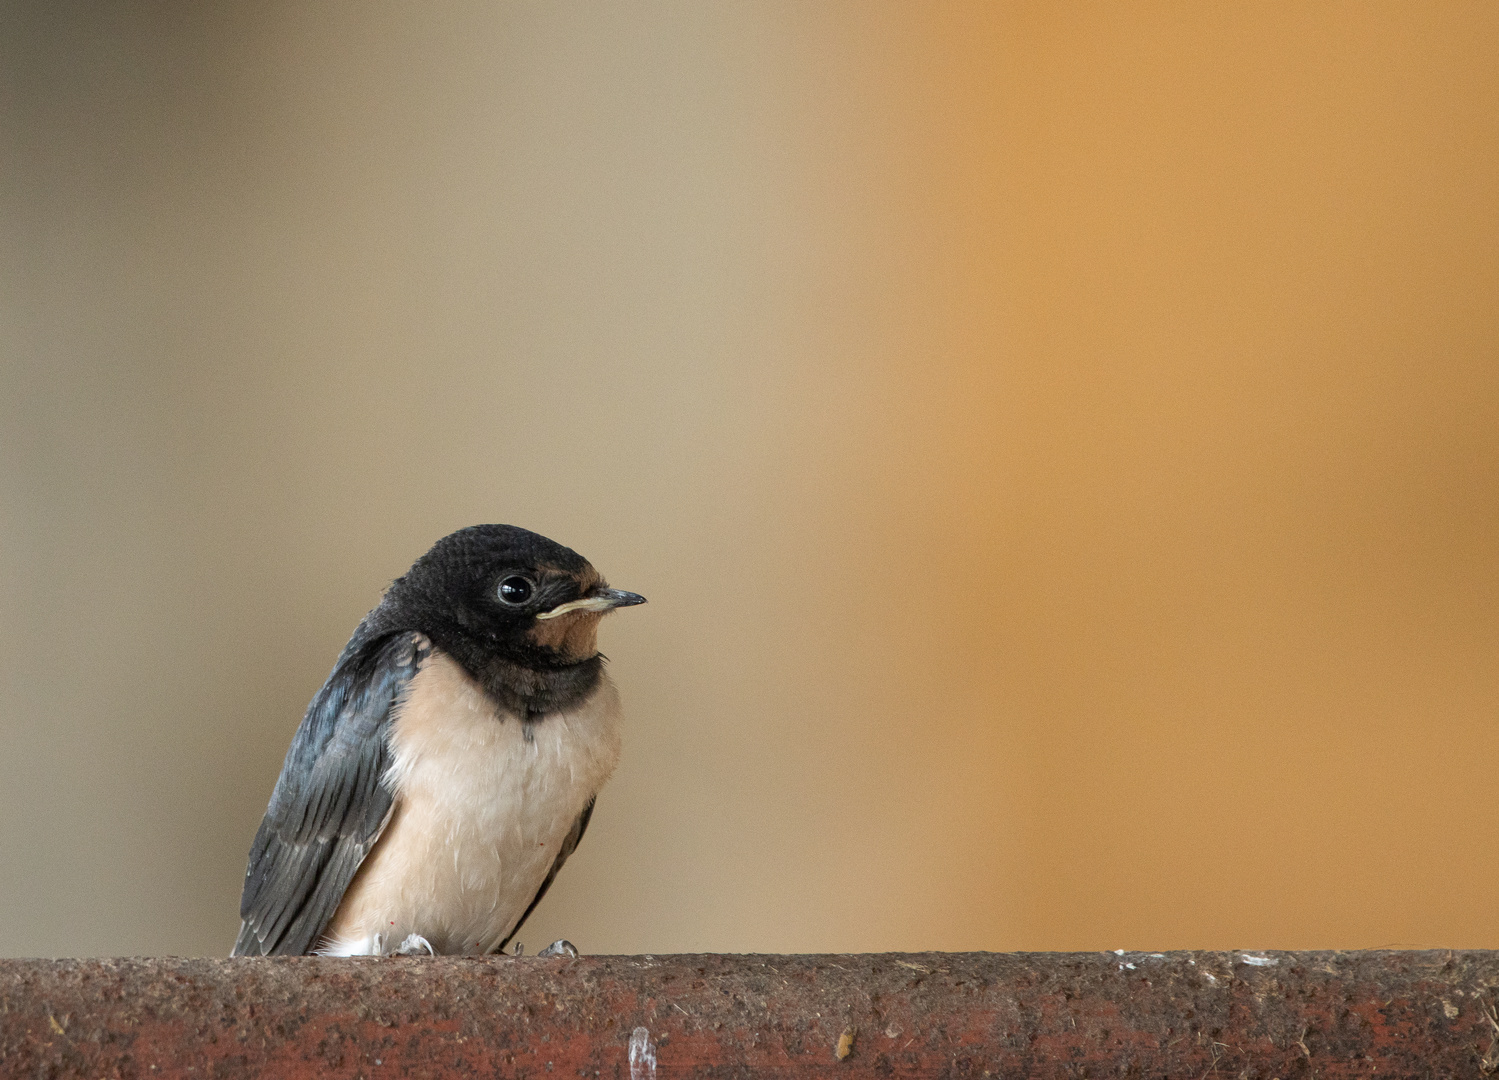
[3,1,1497,958]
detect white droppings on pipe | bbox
[629,1026,657,1080]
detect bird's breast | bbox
[320,649,622,955]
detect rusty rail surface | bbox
[2,951,1497,1078]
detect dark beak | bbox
[592,587,647,609]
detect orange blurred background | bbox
[3,2,1497,957]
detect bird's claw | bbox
[393,933,436,956]
[537,939,579,958]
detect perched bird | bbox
[232,524,645,957]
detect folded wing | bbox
[233,630,430,956]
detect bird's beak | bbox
[593,587,648,609]
[535,587,648,620]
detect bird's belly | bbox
[321,652,621,956]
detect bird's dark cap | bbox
[408,524,593,580]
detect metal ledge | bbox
[3,951,1496,1077]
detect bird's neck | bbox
[443,637,605,721]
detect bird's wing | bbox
[232,630,430,956]
[495,795,596,954]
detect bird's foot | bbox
[392,933,436,956]
[537,939,579,958]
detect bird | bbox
[231,524,645,957]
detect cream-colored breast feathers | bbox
[320,650,622,956]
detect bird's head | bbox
[386,524,645,669]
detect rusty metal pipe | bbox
[3,951,1497,1077]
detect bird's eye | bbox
[497,576,534,605]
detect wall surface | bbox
[2,1,1496,957]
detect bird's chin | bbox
[526,610,603,663]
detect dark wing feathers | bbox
[495,795,596,954]
[233,630,430,956]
